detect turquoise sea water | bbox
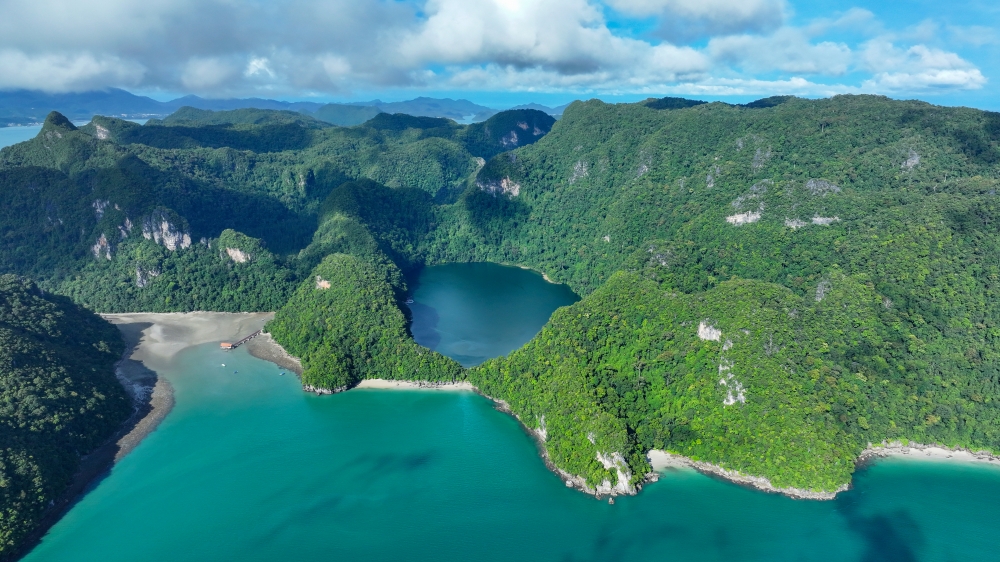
[0,119,148,150]
[0,125,42,149]
[23,264,1000,561]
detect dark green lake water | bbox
[406,262,579,366]
[23,264,1000,561]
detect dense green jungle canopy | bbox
[0,276,130,559]
[3,94,1000,509]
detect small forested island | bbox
[3,94,1000,554]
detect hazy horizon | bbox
[0,1,997,110]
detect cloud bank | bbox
[0,0,986,97]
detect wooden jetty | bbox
[220,329,262,350]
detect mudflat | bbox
[102,312,275,458]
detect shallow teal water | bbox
[0,119,147,150]
[0,125,42,149]
[407,262,579,366]
[23,264,1000,561]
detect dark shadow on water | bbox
[837,488,925,562]
[563,520,685,562]
[343,452,436,475]
[407,301,441,351]
[253,494,347,547]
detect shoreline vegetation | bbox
[77,312,1000,513]
[251,326,1000,501]
[27,311,276,553]
[10,295,992,562]
[512,264,556,284]
[31,306,999,522]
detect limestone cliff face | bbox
[91,233,112,260]
[141,210,192,251]
[135,266,160,288]
[477,176,521,198]
[225,247,250,263]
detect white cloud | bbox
[181,57,239,90]
[397,0,709,88]
[0,0,987,99]
[860,42,986,91]
[245,58,275,78]
[947,25,1000,47]
[0,49,145,92]
[708,28,852,75]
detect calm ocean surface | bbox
[0,125,43,149]
[0,120,147,150]
[23,264,1000,561]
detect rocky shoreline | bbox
[647,450,847,500]
[248,334,1000,503]
[858,441,1000,466]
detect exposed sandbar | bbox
[103,311,273,450]
[21,312,273,558]
[105,312,273,372]
[245,332,303,375]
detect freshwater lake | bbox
[23,263,1000,561]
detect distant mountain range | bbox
[0,89,569,127]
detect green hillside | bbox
[0,275,131,558]
[3,96,1000,497]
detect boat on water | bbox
[405,298,414,304]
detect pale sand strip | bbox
[20,312,274,558]
[648,441,1000,501]
[646,450,845,500]
[104,312,274,372]
[101,312,274,458]
[355,379,475,391]
[514,263,557,283]
[103,312,274,456]
[858,441,1000,466]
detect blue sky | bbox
[1,0,997,110]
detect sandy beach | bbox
[514,263,557,284]
[84,312,1000,507]
[647,441,1000,501]
[646,450,846,500]
[858,441,1000,466]
[355,379,475,391]
[17,312,274,558]
[102,312,274,457]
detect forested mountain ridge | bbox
[0,108,551,312]
[434,95,1000,494]
[271,94,1000,495]
[0,275,130,559]
[2,95,1000,498]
